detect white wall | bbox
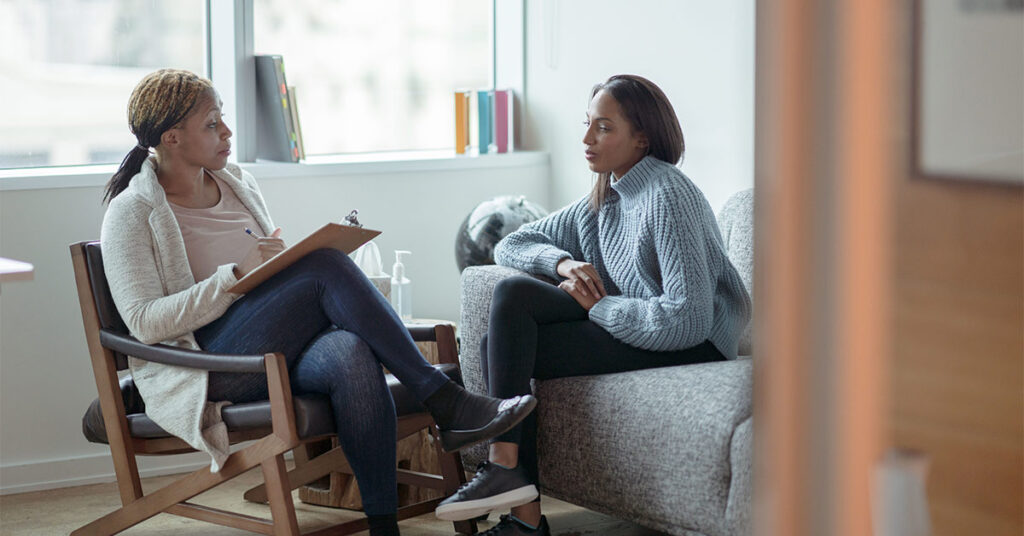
[521,0,755,212]
[0,156,549,493]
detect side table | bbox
[298,319,460,510]
[0,257,34,295]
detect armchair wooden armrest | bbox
[403,322,459,365]
[98,330,268,373]
[98,323,453,373]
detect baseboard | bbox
[0,451,211,495]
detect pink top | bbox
[169,174,262,282]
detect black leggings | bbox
[480,276,726,486]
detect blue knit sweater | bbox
[494,156,751,358]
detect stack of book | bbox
[255,54,306,162]
[454,88,514,155]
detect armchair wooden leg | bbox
[261,454,300,536]
[245,446,353,503]
[245,415,433,504]
[72,435,291,535]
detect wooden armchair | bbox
[70,241,476,535]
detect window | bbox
[0,0,516,174]
[253,0,492,155]
[0,0,206,170]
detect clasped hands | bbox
[556,258,607,311]
[234,228,286,278]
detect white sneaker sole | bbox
[434,484,539,521]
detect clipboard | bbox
[229,223,381,294]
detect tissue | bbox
[353,241,391,299]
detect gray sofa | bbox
[457,189,754,536]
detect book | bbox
[477,89,493,154]
[228,223,381,294]
[493,89,514,153]
[454,90,471,154]
[255,55,299,162]
[286,85,305,160]
[468,91,479,153]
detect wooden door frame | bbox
[753,1,896,535]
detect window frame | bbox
[209,0,523,163]
[0,0,525,181]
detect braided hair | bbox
[103,69,214,203]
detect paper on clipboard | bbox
[229,223,381,294]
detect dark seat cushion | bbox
[83,363,462,444]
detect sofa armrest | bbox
[726,414,753,535]
[458,265,527,394]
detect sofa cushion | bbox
[717,189,754,355]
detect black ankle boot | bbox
[424,380,498,429]
[423,381,537,452]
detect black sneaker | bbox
[435,462,539,521]
[477,514,551,535]
[437,395,537,453]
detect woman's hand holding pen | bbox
[235,228,285,278]
[556,258,607,310]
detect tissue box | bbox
[368,275,391,300]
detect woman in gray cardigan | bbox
[435,75,752,535]
[100,69,536,536]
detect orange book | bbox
[454,90,471,154]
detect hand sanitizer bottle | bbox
[390,250,412,320]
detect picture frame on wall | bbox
[911,0,1024,184]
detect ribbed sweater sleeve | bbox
[588,188,715,351]
[493,196,589,279]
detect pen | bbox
[244,228,263,240]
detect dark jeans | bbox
[194,248,449,515]
[481,276,725,487]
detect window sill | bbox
[0,150,548,191]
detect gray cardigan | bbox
[494,156,751,358]
[100,157,274,471]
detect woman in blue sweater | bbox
[435,75,751,535]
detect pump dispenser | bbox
[390,250,412,320]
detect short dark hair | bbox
[588,75,684,211]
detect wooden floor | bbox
[0,465,667,535]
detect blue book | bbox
[255,55,299,162]
[477,89,493,154]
